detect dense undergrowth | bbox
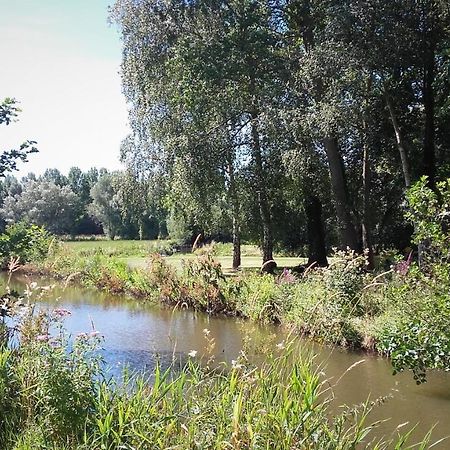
[20,241,450,383]
[0,293,432,449]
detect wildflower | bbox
[188,350,198,358]
[53,308,72,317]
[203,328,210,336]
[276,342,285,350]
[394,251,413,276]
[277,268,296,284]
[29,282,38,290]
[48,338,60,347]
[231,359,243,369]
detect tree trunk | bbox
[362,131,375,270]
[323,137,359,251]
[362,78,375,270]
[226,145,241,269]
[138,219,144,241]
[232,215,241,270]
[385,91,412,188]
[305,194,328,267]
[250,111,273,263]
[422,38,436,190]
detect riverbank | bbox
[1,306,432,450]
[19,245,450,383]
[2,270,448,448]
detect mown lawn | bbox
[63,239,305,272]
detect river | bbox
[4,274,450,447]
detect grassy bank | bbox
[62,240,303,272]
[22,244,450,382]
[0,302,431,449]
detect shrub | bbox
[406,176,450,266]
[0,222,54,267]
[324,249,369,316]
[146,253,183,303]
[0,289,102,448]
[236,273,287,323]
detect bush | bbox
[324,249,368,314]
[0,288,102,448]
[0,222,54,267]
[181,254,228,313]
[406,176,450,266]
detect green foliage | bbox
[0,222,53,266]
[181,254,228,313]
[406,176,450,264]
[27,242,450,382]
[146,253,182,302]
[324,250,369,315]
[0,180,83,235]
[0,292,102,448]
[236,273,286,323]
[0,98,38,178]
[377,270,450,384]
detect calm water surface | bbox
[4,274,450,447]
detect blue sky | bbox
[0,0,129,177]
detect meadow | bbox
[63,239,305,273]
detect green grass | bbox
[63,239,305,272]
[63,239,161,256]
[124,254,305,272]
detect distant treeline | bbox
[0,167,166,240]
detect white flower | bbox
[276,342,285,350]
[203,328,210,336]
[231,360,243,369]
[188,350,198,358]
[30,282,38,290]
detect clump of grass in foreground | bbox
[0,296,432,450]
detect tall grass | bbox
[0,299,431,449]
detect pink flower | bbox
[36,334,50,342]
[394,251,413,276]
[277,268,296,284]
[53,308,72,318]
